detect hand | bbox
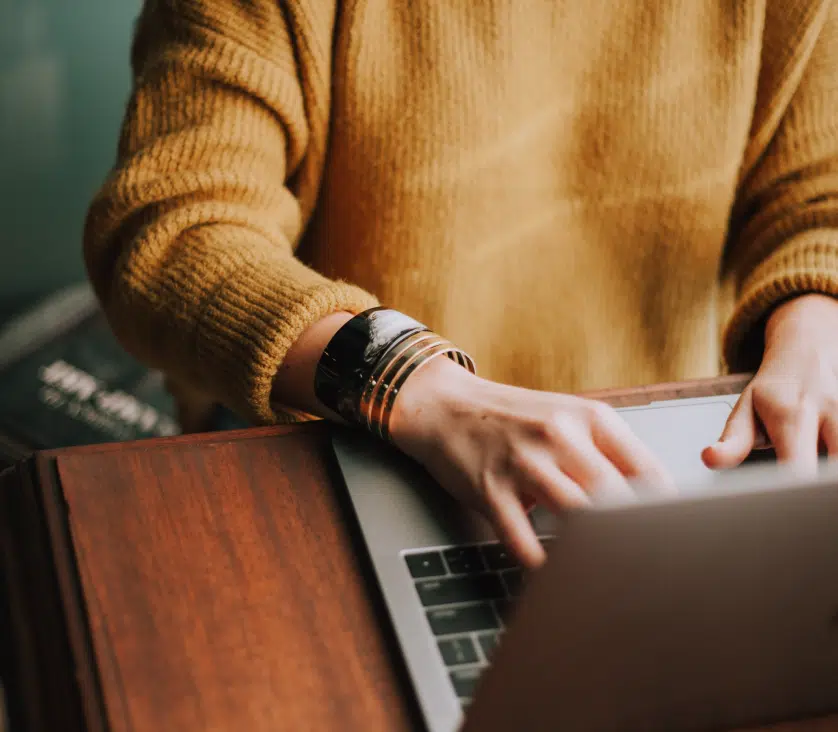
[389,358,673,568]
[703,294,838,475]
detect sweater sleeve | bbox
[83,0,377,425]
[722,0,838,372]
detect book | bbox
[0,283,181,468]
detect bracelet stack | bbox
[314,307,476,441]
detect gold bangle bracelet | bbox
[358,331,442,430]
[351,325,476,442]
[381,352,456,442]
[362,334,449,435]
[371,340,452,440]
[376,343,476,442]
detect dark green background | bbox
[0,1,142,324]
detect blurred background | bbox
[0,0,142,325]
[0,9,171,725]
[0,1,181,468]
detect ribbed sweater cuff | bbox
[723,230,838,371]
[192,253,378,424]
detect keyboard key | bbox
[438,636,479,666]
[450,667,483,699]
[427,603,499,636]
[405,551,446,578]
[443,546,485,575]
[480,543,518,571]
[416,574,505,607]
[477,632,500,660]
[501,568,524,596]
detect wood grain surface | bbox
[10,375,837,731]
[585,372,753,407]
[55,428,419,732]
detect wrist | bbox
[389,355,479,455]
[310,307,477,440]
[765,293,838,349]
[270,311,354,419]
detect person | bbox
[84,0,838,568]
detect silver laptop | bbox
[331,394,838,731]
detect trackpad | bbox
[619,402,733,490]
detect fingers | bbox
[755,387,820,475]
[821,414,838,457]
[486,488,545,569]
[768,403,819,472]
[520,492,538,512]
[703,385,822,473]
[590,405,675,494]
[516,449,591,513]
[556,433,638,504]
[702,390,756,470]
[485,449,597,567]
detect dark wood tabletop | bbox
[2,374,838,732]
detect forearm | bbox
[764,292,838,347]
[270,309,474,434]
[270,312,354,420]
[85,0,377,424]
[722,4,838,371]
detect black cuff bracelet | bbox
[314,307,429,423]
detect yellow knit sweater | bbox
[84,0,838,425]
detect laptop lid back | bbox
[463,463,838,732]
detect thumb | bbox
[702,390,756,469]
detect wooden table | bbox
[1,374,837,732]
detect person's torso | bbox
[300,1,767,393]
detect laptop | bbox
[331,393,838,731]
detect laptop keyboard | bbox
[403,537,553,707]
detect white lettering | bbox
[39,385,65,408]
[39,359,70,386]
[39,361,181,438]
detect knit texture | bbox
[84,0,838,424]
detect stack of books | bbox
[0,283,181,469]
